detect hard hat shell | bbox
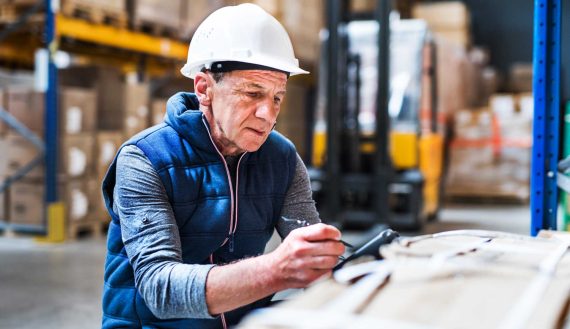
[180,3,309,79]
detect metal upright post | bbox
[40,0,65,242]
[531,0,561,235]
[373,0,391,223]
[325,0,341,223]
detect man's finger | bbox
[301,240,345,257]
[295,223,341,242]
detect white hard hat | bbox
[180,3,309,79]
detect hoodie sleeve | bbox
[276,153,321,238]
[113,144,216,319]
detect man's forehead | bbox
[228,70,288,88]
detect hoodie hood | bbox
[164,92,217,154]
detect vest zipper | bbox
[230,153,246,253]
[201,117,246,252]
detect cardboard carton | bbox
[59,66,124,131]
[179,0,223,40]
[123,82,150,137]
[150,99,167,126]
[61,133,95,179]
[95,131,124,180]
[59,87,97,134]
[277,81,309,158]
[239,230,570,329]
[3,133,44,180]
[0,177,6,222]
[5,87,44,135]
[133,0,182,31]
[9,180,44,226]
[412,2,470,30]
[0,89,5,136]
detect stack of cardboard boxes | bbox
[0,65,168,236]
[135,0,325,64]
[0,86,100,228]
[412,1,471,49]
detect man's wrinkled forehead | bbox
[225,70,288,91]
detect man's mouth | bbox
[248,127,266,136]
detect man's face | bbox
[207,70,287,155]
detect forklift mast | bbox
[309,0,442,230]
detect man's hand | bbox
[267,223,345,289]
[205,223,344,315]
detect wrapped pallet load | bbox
[446,94,533,202]
[239,230,570,329]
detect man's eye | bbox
[246,92,261,98]
[274,97,282,105]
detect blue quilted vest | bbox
[101,92,297,328]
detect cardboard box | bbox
[61,0,126,15]
[0,137,8,177]
[59,66,124,130]
[433,28,470,50]
[96,131,123,179]
[282,0,323,63]
[9,178,98,226]
[133,0,183,31]
[436,41,465,119]
[151,98,167,126]
[123,82,150,137]
[508,63,533,93]
[447,105,532,200]
[2,133,95,180]
[180,0,226,40]
[350,0,375,12]
[0,177,6,222]
[277,81,308,157]
[65,179,93,223]
[412,2,470,30]
[240,230,570,329]
[88,176,109,223]
[5,87,44,135]
[453,108,493,140]
[61,133,95,179]
[9,179,44,226]
[59,87,97,134]
[3,133,44,180]
[0,88,6,136]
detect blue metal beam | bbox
[45,0,58,206]
[531,0,561,235]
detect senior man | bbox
[101,4,344,329]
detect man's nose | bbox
[255,98,278,123]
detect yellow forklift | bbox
[309,0,444,230]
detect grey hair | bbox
[210,72,225,83]
[200,67,225,83]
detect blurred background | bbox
[0,0,568,328]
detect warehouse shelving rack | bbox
[531,0,562,235]
[0,0,187,238]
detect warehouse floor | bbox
[0,203,531,329]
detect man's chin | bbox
[241,140,266,153]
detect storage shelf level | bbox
[56,15,188,61]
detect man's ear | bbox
[194,72,212,106]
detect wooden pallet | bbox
[61,0,127,28]
[444,192,530,205]
[131,19,180,40]
[68,220,106,240]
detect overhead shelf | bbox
[56,15,188,61]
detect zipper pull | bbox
[229,233,235,253]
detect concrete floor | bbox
[0,203,531,328]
